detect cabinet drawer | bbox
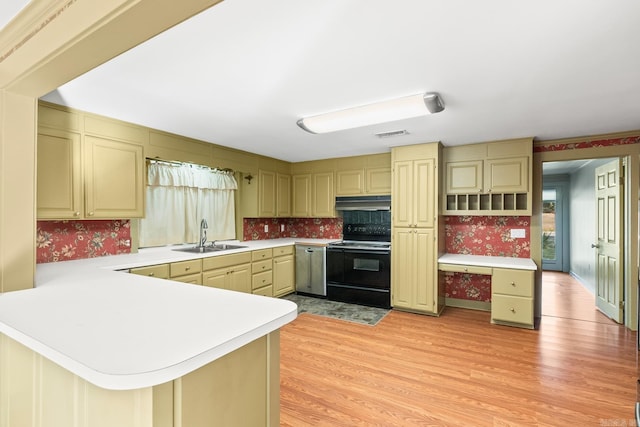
[438,263,492,275]
[252,259,273,274]
[252,248,273,261]
[171,272,202,285]
[130,264,169,279]
[492,268,533,297]
[203,252,252,270]
[170,259,202,277]
[491,295,533,326]
[253,285,273,297]
[273,245,294,257]
[252,270,273,290]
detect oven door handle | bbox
[343,248,390,255]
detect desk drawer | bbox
[492,295,533,325]
[438,263,492,275]
[273,245,294,257]
[492,268,533,297]
[252,248,273,261]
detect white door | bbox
[594,159,623,322]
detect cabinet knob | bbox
[463,267,468,272]
[88,211,94,216]
[509,307,515,313]
[186,266,191,271]
[74,211,80,217]
[148,272,154,277]
[511,281,515,286]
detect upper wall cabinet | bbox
[443,138,532,216]
[257,169,290,217]
[37,105,145,219]
[335,153,391,196]
[291,172,335,218]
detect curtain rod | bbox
[146,157,235,174]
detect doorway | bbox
[541,157,622,323]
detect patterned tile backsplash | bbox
[444,216,531,303]
[243,217,343,241]
[37,220,132,263]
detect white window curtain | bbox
[139,162,238,247]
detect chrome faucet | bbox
[199,218,208,248]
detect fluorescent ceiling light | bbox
[297,92,444,134]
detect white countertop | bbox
[0,238,332,391]
[438,253,537,271]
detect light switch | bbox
[280,224,285,232]
[264,224,269,232]
[510,228,526,238]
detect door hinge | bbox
[620,300,625,309]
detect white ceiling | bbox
[9,1,640,162]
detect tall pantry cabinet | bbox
[391,142,444,315]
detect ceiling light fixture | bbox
[297,92,444,134]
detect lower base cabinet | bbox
[490,268,534,328]
[273,246,295,297]
[0,332,280,427]
[202,252,252,293]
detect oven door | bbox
[342,249,390,290]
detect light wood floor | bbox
[280,275,637,426]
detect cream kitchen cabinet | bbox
[443,138,532,215]
[391,142,443,315]
[170,259,203,285]
[252,248,273,296]
[129,263,170,279]
[258,170,291,217]
[202,252,252,293]
[336,169,364,196]
[37,128,144,219]
[292,172,334,217]
[273,245,295,297]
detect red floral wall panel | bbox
[37,220,131,263]
[243,217,342,241]
[444,216,530,302]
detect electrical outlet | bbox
[510,228,526,238]
[280,224,285,232]
[264,224,268,232]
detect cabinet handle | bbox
[148,272,154,277]
[74,211,80,217]
[509,307,515,313]
[88,212,94,216]
[511,281,515,286]
[185,266,191,271]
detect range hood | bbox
[335,195,391,211]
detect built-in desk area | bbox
[438,254,537,329]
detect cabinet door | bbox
[413,228,436,312]
[392,161,414,228]
[203,268,228,289]
[292,174,311,217]
[229,263,252,293]
[391,228,414,309]
[366,167,391,195]
[414,159,436,228]
[313,172,334,217]
[446,160,483,194]
[485,157,528,193]
[84,135,144,218]
[336,169,364,196]
[276,173,291,217]
[273,254,295,297]
[258,170,276,217]
[37,129,82,219]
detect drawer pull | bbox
[148,272,155,277]
[511,281,515,286]
[510,307,515,313]
[464,267,468,272]
[186,267,191,271]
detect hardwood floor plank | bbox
[281,307,637,426]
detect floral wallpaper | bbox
[534,135,640,152]
[243,217,342,241]
[37,220,131,263]
[444,216,531,303]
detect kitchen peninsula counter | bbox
[0,238,329,426]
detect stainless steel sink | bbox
[172,244,247,254]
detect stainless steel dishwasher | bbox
[295,245,327,296]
